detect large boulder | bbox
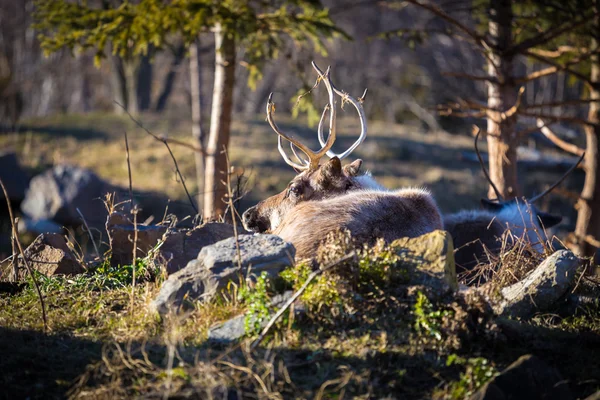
[391,230,458,294]
[156,222,237,274]
[152,234,294,315]
[0,151,29,203]
[493,250,580,318]
[470,354,573,400]
[18,233,84,279]
[21,165,115,230]
[106,210,168,267]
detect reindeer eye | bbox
[289,185,302,197]
[345,182,353,190]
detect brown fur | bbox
[273,188,443,260]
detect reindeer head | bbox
[243,62,371,233]
[473,126,584,249]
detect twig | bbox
[250,252,356,351]
[535,119,585,157]
[0,178,48,333]
[130,206,139,315]
[115,101,198,214]
[223,147,243,272]
[10,218,17,282]
[76,208,101,260]
[123,131,134,204]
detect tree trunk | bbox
[574,34,600,258]
[203,24,235,221]
[136,53,152,111]
[486,0,520,199]
[155,44,186,112]
[110,55,128,114]
[189,38,206,211]
[124,59,139,115]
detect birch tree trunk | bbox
[574,29,600,258]
[203,24,235,221]
[189,38,206,211]
[486,0,520,199]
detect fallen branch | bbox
[536,119,585,157]
[0,178,48,333]
[250,252,356,351]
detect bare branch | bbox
[250,252,356,351]
[521,50,595,88]
[529,46,589,58]
[535,119,585,157]
[519,111,600,128]
[529,151,585,203]
[508,16,593,56]
[402,0,489,49]
[0,178,48,333]
[116,102,199,214]
[441,71,500,84]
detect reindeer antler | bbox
[529,151,585,203]
[267,65,337,171]
[312,62,368,160]
[473,126,504,202]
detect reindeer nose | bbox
[242,206,269,233]
[242,206,259,230]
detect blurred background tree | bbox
[33,0,347,220]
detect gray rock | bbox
[208,291,294,343]
[469,354,573,400]
[494,250,580,318]
[18,233,84,279]
[152,234,295,315]
[21,165,116,229]
[157,222,236,274]
[391,230,458,294]
[0,151,29,203]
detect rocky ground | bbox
[0,114,598,399]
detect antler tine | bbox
[313,61,368,160]
[473,126,504,202]
[267,65,337,170]
[289,103,330,166]
[308,64,337,166]
[267,92,314,170]
[529,151,585,203]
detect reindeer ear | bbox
[343,159,363,177]
[537,211,562,228]
[322,157,342,179]
[480,198,503,211]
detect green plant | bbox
[280,262,342,314]
[238,272,272,336]
[445,355,497,399]
[412,291,451,341]
[357,239,408,289]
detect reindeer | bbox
[443,127,584,272]
[242,62,443,259]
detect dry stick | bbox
[130,206,139,315]
[76,207,101,261]
[223,147,243,271]
[0,178,48,333]
[535,118,586,157]
[123,131,134,204]
[10,219,17,282]
[250,252,356,351]
[115,101,198,214]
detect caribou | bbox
[242,62,443,259]
[444,128,585,272]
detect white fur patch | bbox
[497,202,547,253]
[354,173,386,191]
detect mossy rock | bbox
[391,230,458,294]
